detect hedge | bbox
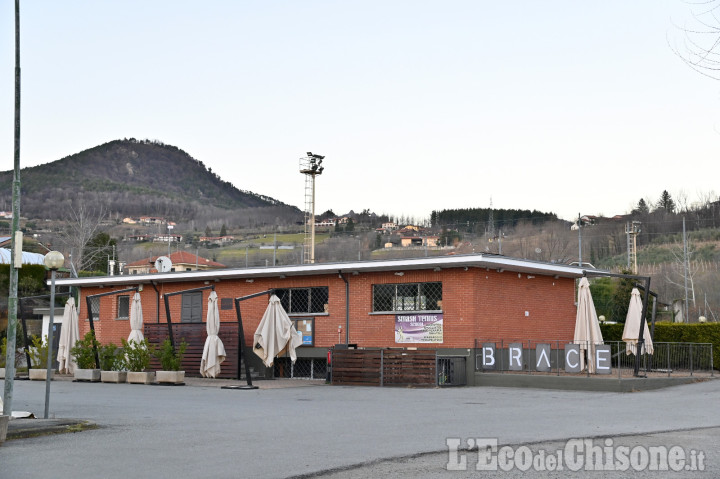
[601,322,720,370]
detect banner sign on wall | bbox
[395,314,443,343]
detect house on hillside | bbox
[124,251,225,274]
[199,235,235,245]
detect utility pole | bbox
[683,217,689,322]
[577,213,582,267]
[4,0,21,416]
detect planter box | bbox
[101,371,127,383]
[0,415,8,444]
[29,369,53,381]
[74,368,101,382]
[156,371,185,385]
[127,371,155,384]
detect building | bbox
[124,251,225,275]
[399,236,439,248]
[55,254,584,384]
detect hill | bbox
[0,138,301,222]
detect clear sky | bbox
[1,1,719,223]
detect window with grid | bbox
[372,282,442,312]
[117,295,130,319]
[88,297,100,321]
[274,287,329,314]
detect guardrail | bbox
[474,339,714,378]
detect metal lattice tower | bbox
[626,220,641,274]
[300,153,324,264]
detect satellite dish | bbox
[154,256,172,273]
[535,248,542,254]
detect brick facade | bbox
[76,266,577,353]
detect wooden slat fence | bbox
[144,323,240,379]
[331,349,437,387]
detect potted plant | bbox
[28,335,52,380]
[122,338,155,384]
[155,339,187,385]
[70,331,101,382]
[99,343,126,383]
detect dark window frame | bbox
[181,291,203,323]
[274,287,329,315]
[116,295,130,320]
[372,282,442,313]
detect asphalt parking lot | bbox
[1,376,718,478]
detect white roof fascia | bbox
[51,254,591,288]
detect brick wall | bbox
[78,267,577,351]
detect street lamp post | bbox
[43,250,64,419]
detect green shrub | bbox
[121,338,154,372]
[29,335,50,369]
[70,331,100,369]
[99,343,122,371]
[156,339,187,371]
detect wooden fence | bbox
[144,323,240,379]
[331,349,437,387]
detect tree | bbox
[632,198,650,215]
[670,1,720,80]
[57,203,107,275]
[84,232,117,273]
[656,190,676,214]
[345,218,355,232]
[220,224,227,237]
[205,226,212,237]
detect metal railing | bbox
[474,339,714,378]
[274,357,327,379]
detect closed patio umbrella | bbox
[573,277,604,373]
[127,292,144,344]
[200,291,226,378]
[57,297,79,374]
[253,295,302,368]
[623,288,653,355]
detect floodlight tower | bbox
[300,152,324,264]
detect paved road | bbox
[0,378,718,478]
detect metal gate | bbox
[437,356,466,386]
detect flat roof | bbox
[52,253,595,288]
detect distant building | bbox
[399,236,439,248]
[138,216,166,225]
[153,234,183,243]
[125,251,225,274]
[381,222,398,231]
[199,236,235,245]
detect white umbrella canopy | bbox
[57,297,80,374]
[253,295,302,368]
[127,292,144,344]
[200,291,226,378]
[573,277,604,373]
[622,288,654,355]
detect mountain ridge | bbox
[0,139,300,222]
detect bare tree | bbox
[57,203,107,274]
[670,1,720,80]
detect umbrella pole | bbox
[633,277,651,377]
[221,297,258,390]
[85,296,100,368]
[162,293,176,349]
